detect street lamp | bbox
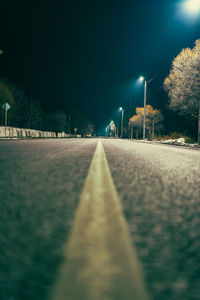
[139,77,147,140]
[139,75,157,140]
[184,0,200,14]
[119,107,124,138]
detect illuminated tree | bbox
[164,39,200,143]
[85,123,94,136]
[129,105,163,139]
[129,114,142,139]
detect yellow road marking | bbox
[50,140,149,300]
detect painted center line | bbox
[50,139,149,300]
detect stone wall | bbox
[0,126,56,138]
[0,127,81,138]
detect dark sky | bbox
[0,0,200,132]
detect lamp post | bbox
[139,75,157,140]
[139,77,147,140]
[119,107,124,138]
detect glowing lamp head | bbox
[139,76,144,81]
[185,0,200,14]
[119,107,123,111]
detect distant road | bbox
[0,138,199,300]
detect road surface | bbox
[0,138,199,300]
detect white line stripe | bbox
[50,140,149,300]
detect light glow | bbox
[185,0,200,14]
[139,76,144,81]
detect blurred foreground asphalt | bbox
[0,138,199,300]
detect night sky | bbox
[0,0,200,133]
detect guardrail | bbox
[0,127,81,138]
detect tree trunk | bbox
[136,128,139,139]
[198,107,200,144]
[152,115,155,140]
[131,126,133,139]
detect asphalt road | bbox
[0,138,199,300]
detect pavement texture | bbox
[0,139,97,300]
[50,140,149,300]
[0,138,199,300]
[103,139,200,300]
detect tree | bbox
[47,110,67,133]
[144,106,163,139]
[22,98,43,129]
[12,86,43,129]
[72,111,94,136]
[0,78,44,129]
[0,78,15,126]
[129,115,142,139]
[85,123,94,136]
[164,39,200,143]
[129,105,163,139]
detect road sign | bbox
[2,102,11,111]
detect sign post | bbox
[2,102,11,127]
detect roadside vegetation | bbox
[129,105,164,140]
[159,132,196,144]
[0,78,94,135]
[1,40,200,141]
[164,39,200,144]
[125,39,200,144]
